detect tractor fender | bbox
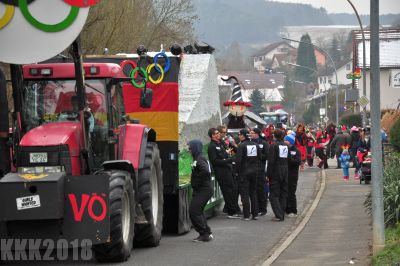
[102,160,137,191]
[120,124,156,170]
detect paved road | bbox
[14,168,320,266]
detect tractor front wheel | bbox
[134,143,163,247]
[93,170,135,262]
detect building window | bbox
[346,63,351,70]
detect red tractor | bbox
[0,43,163,262]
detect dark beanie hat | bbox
[239,129,249,136]
[253,127,262,135]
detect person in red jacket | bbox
[295,123,307,170]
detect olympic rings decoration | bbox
[0,4,14,29]
[130,67,148,88]
[146,63,164,85]
[120,59,170,87]
[153,52,170,73]
[120,60,138,78]
[19,0,79,32]
[0,0,95,32]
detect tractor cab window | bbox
[110,84,125,128]
[22,79,109,169]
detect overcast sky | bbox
[268,0,400,15]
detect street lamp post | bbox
[346,0,367,127]
[287,62,328,121]
[282,37,339,124]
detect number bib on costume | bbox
[279,145,288,158]
[247,145,257,157]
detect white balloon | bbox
[0,0,89,64]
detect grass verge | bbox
[372,223,400,265]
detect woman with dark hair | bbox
[188,140,214,242]
[295,123,307,171]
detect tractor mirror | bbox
[140,88,153,108]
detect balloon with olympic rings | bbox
[0,0,98,64]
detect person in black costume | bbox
[250,127,269,216]
[236,129,260,220]
[188,140,214,242]
[267,129,289,221]
[207,128,241,218]
[283,133,301,217]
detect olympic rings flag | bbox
[0,0,97,64]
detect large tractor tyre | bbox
[134,143,164,247]
[93,170,135,262]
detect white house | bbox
[353,28,400,110]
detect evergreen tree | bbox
[249,89,265,115]
[329,37,341,65]
[295,34,317,83]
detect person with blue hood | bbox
[188,140,214,242]
[284,132,301,217]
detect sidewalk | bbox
[272,160,372,265]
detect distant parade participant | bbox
[236,129,260,220]
[250,127,269,216]
[315,129,329,169]
[339,146,351,181]
[264,124,275,144]
[306,130,316,167]
[208,128,241,218]
[325,123,336,158]
[188,140,214,242]
[267,129,289,221]
[295,123,307,171]
[283,132,301,218]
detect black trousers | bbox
[286,169,299,214]
[316,148,328,169]
[257,163,267,213]
[189,186,213,236]
[239,172,258,218]
[215,169,240,215]
[269,167,288,220]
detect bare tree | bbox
[80,0,197,54]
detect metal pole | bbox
[346,0,367,127]
[282,37,339,124]
[370,0,385,255]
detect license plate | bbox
[16,195,41,210]
[30,152,48,163]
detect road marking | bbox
[261,170,327,266]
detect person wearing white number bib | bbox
[235,129,261,221]
[266,129,288,221]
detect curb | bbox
[260,170,327,266]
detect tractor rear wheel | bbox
[93,170,135,262]
[134,143,163,247]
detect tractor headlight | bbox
[18,166,64,174]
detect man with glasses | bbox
[208,128,241,218]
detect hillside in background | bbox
[193,0,333,47]
[193,0,400,55]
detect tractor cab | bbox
[19,63,127,172]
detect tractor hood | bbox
[20,122,83,156]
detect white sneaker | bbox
[227,214,241,219]
[287,213,297,218]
